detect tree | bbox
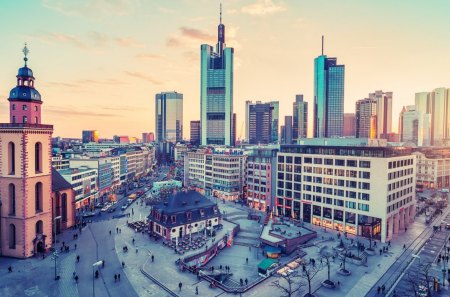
[270,273,306,297]
[320,251,335,287]
[337,240,351,275]
[299,261,323,297]
[406,261,433,297]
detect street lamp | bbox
[92,260,103,297]
[53,215,62,281]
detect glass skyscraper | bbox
[293,95,308,141]
[200,9,234,146]
[314,48,345,138]
[155,91,183,143]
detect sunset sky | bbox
[0,0,449,139]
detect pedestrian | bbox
[382,285,385,293]
[122,261,125,268]
[246,257,248,264]
[119,228,121,233]
[132,238,135,245]
[178,282,182,291]
[403,244,406,249]
[151,255,154,262]
[102,260,105,267]
[77,255,80,263]
[377,286,381,294]
[109,230,112,235]
[337,281,340,287]
[7,266,12,273]
[380,248,382,255]
[340,262,342,268]
[245,278,248,286]
[95,270,99,278]
[195,285,198,295]
[136,248,138,253]
[118,273,121,281]
[116,227,119,233]
[114,274,117,282]
[75,244,77,250]
[75,275,79,283]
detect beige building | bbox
[414,148,450,189]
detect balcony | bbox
[0,123,53,129]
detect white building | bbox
[414,148,450,189]
[58,167,98,209]
[276,142,416,243]
[184,147,247,201]
[52,154,70,170]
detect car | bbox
[82,212,96,218]
[95,202,104,209]
[441,188,449,193]
[121,205,128,211]
[107,207,117,213]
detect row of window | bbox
[278,155,372,168]
[388,159,414,169]
[7,182,46,216]
[388,177,414,191]
[8,142,43,175]
[11,104,39,111]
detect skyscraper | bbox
[428,88,450,145]
[371,90,393,139]
[245,101,273,145]
[292,95,308,140]
[399,105,421,145]
[155,91,183,143]
[355,98,377,138]
[269,101,279,143]
[200,6,234,146]
[190,120,201,146]
[343,113,356,137]
[283,116,293,144]
[414,92,431,146]
[313,37,345,138]
[82,130,99,143]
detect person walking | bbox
[8,266,12,273]
[122,261,125,268]
[118,273,121,281]
[151,255,154,262]
[77,255,80,263]
[109,230,112,235]
[246,257,248,264]
[178,282,182,291]
[75,275,79,283]
[245,278,248,286]
[114,274,117,282]
[74,244,77,250]
[195,285,198,295]
[102,260,105,267]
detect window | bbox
[35,182,43,213]
[34,106,38,111]
[8,142,15,175]
[35,142,42,172]
[9,184,16,215]
[22,105,28,110]
[23,116,28,123]
[12,116,16,123]
[35,117,38,124]
[36,220,43,234]
[171,215,176,223]
[9,224,16,249]
[61,193,67,222]
[12,104,16,110]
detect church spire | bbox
[23,43,29,66]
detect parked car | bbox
[95,203,104,209]
[107,206,117,213]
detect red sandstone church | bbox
[0,45,76,258]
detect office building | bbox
[314,37,345,138]
[282,116,293,144]
[142,132,154,143]
[355,98,377,138]
[245,101,273,145]
[59,167,98,209]
[399,106,421,145]
[414,92,431,146]
[246,147,278,213]
[155,91,183,143]
[372,91,393,139]
[269,101,279,143]
[184,148,246,201]
[82,130,99,143]
[200,7,234,146]
[190,120,201,146]
[0,46,55,258]
[292,95,308,141]
[343,113,356,137]
[275,141,416,243]
[414,147,450,189]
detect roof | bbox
[258,258,278,270]
[153,191,216,213]
[52,168,73,192]
[9,85,41,101]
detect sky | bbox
[0,0,449,139]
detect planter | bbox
[337,268,351,276]
[349,257,363,266]
[303,294,316,297]
[365,248,376,256]
[321,280,335,288]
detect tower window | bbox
[34,106,38,111]
[36,220,43,234]
[35,117,38,124]
[9,224,16,249]
[9,183,16,216]
[23,116,28,123]
[35,182,43,213]
[8,142,15,175]
[12,104,16,110]
[12,116,16,123]
[22,105,27,110]
[35,142,42,172]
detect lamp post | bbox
[53,215,62,280]
[92,260,103,297]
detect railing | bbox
[0,123,53,129]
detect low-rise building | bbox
[52,154,70,170]
[58,167,98,210]
[184,147,247,201]
[148,191,221,240]
[414,147,450,189]
[276,142,416,243]
[51,168,76,233]
[69,158,113,198]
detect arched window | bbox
[61,193,68,222]
[23,116,28,123]
[36,220,43,234]
[9,224,16,249]
[12,104,16,110]
[8,142,15,175]
[8,183,16,215]
[35,117,38,124]
[35,142,42,172]
[35,182,43,213]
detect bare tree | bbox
[337,240,351,274]
[299,262,323,297]
[321,251,335,287]
[406,261,433,297]
[270,273,306,297]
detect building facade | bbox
[414,148,450,189]
[372,91,393,139]
[314,44,345,138]
[190,120,201,146]
[184,148,247,201]
[59,167,98,210]
[343,113,356,137]
[282,116,293,144]
[200,10,234,146]
[246,147,278,213]
[155,91,183,143]
[355,98,377,138]
[82,130,99,143]
[292,95,308,141]
[0,49,54,257]
[399,105,421,145]
[275,143,415,243]
[245,101,273,145]
[51,168,76,235]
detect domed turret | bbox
[8,44,43,125]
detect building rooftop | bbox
[261,220,314,243]
[58,167,96,176]
[51,168,73,192]
[280,144,413,158]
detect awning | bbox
[258,258,278,271]
[264,246,282,254]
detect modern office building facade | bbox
[246,147,278,213]
[275,143,416,243]
[399,105,422,145]
[184,148,246,201]
[82,130,99,143]
[155,92,183,143]
[282,116,293,144]
[245,101,273,145]
[355,98,377,138]
[314,52,345,138]
[414,147,450,189]
[190,120,201,146]
[293,95,308,141]
[200,11,234,146]
[343,113,356,137]
[371,91,393,139]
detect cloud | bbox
[31,33,89,49]
[158,7,176,14]
[114,37,143,48]
[136,53,164,60]
[125,71,163,85]
[183,51,198,62]
[166,37,182,48]
[42,0,140,18]
[241,0,286,16]
[180,27,214,40]
[45,105,122,118]
[44,79,127,89]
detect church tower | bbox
[0,45,53,258]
